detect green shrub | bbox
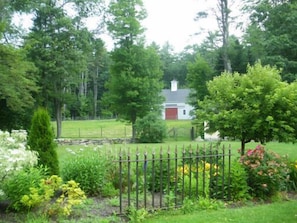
[240,145,290,200]
[286,160,297,191]
[229,161,250,201]
[61,154,108,196]
[146,158,176,193]
[1,167,47,211]
[20,175,86,217]
[179,172,210,198]
[106,160,136,193]
[135,112,167,143]
[28,108,59,175]
[210,161,250,201]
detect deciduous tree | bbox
[105,0,163,140]
[197,62,297,155]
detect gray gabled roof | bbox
[162,89,190,104]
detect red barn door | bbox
[165,108,178,120]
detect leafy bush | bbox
[286,160,297,191]
[210,161,250,201]
[61,154,109,196]
[28,108,59,175]
[240,145,290,200]
[135,112,167,143]
[1,167,47,211]
[229,161,250,201]
[105,159,136,194]
[146,158,176,193]
[177,163,210,198]
[20,175,86,217]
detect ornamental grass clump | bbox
[240,145,289,200]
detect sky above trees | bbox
[13,0,244,52]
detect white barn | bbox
[161,80,194,120]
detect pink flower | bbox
[247,149,253,156]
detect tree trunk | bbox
[219,0,232,73]
[240,139,245,156]
[55,101,62,138]
[131,112,137,142]
[93,67,99,119]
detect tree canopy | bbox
[197,62,297,154]
[104,0,163,140]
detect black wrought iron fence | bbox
[117,144,232,214]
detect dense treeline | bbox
[1,0,297,137]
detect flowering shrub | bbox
[240,145,289,200]
[177,162,211,198]
[0,130,38,182]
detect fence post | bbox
[190,127,195,140]
[152,151,155,208]
[119,151,123,214]
[136,149,139,209]
[127,150,131,207]
[144,151,148,208]
[174,146,178,207]
[159,148,163,208]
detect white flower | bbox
[0,130,38,181]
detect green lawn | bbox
[51,119,193,139]
[144,200,297,223]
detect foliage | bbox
[186,54,214,106]
[210,161,250,201]
[0,130,38,182]
[146,158,176,193]
[28,108,59,175]
[240,145,290,200]
[135,112,167,143]
[1,167,47,211]
[101,182,119,197]
[181,197,225,214]
[177,162,210,198]
[285,160,297,191]
[20,175,86,216]
[24,1,95,138]
[245,1,297,82]
[0,44,38,130]
[197,62,297,154]
[61,153,109,196]
[105,0,163,140]
[104,44,164,140]
[228,161,250,201]
[126,205,149,223]
[159,42,189,88]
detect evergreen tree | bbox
[28,108,59,175]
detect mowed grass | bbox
[51,119,193,139]
[144,200,297,223]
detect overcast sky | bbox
[142,0,209,52]
[15,0,243,52]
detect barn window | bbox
[183,110,186,115]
